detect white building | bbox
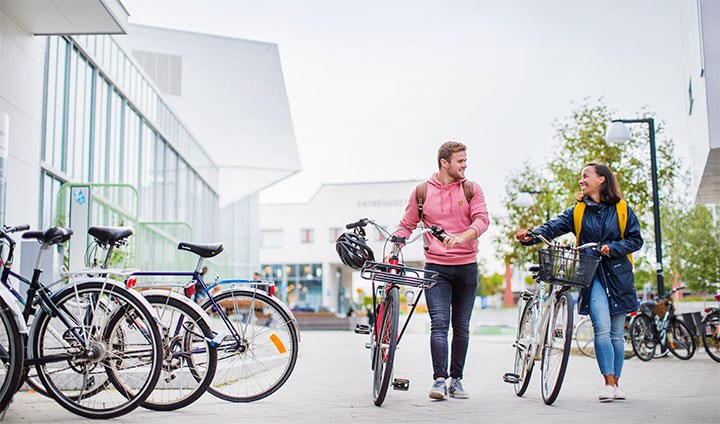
[681,0,719,205]
[259,181,428,314]
[0,1,298,276]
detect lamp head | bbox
[513,192,536,208]
[605,121,631,144]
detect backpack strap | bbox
[416,182,428,221]
[573,201,586,244]
[462,180,475,203]
[616,199,633,264]
[416,180,475,221]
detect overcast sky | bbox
[121,0,692,269]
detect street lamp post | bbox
[605,118,665,298]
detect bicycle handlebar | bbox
[345,218,370,229]
[528,230,598,251]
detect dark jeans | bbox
[424,262,478,380]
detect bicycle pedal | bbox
[392,378,410,391]
[354,324,371,335]
[503,373,520,384]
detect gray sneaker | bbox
[429,379,447,400]
[449,378,469,399]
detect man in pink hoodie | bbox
[395,141,489,400]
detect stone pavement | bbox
[3,310,719,423]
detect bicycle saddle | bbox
[177,242,224,258]
[22,227,73,245]
[88,226,133,245]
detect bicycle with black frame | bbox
[336,218,445,406]
[629,285,696,361]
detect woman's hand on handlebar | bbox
[515,229,532,243]
[599,244,610,257]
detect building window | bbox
[301,228,314,244]
[261,230,283,248]
[329,227,341,242]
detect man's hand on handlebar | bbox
[599,244,610,256]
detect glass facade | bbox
[40,35,219,242]
[261,263,323,311]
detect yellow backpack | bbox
[573,199,632,263]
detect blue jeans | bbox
[588,276,626,378]
[424,263,478,380]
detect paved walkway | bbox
[3,310,719,423]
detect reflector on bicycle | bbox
[270,333,287,354]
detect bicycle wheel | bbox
[540,290,573,405]
[513,300,535,397]
[574,317,595,358]
[372,286,398,406]
[201,289,298,403]
[623,315,635,359]
[666,318,696,360]
[630,314,656,361]
[701,311,720,362]
[141,293,217,411]
[0,296,23,413]
[31,281,163,419]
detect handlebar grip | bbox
[346,218,369,229]
[6,224,30,233]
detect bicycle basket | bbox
[538,247,600,288]
[654,299,669,318]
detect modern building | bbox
[680,0,719,205]
[0,1,298,277]
[259,180,431,314]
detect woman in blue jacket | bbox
[516,163,643,402]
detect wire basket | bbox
[538,247,601,288]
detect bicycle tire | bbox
[31,281,163,419]
[623,315,635,359]
[513,300,534,397]
[540,290,573,405]
[666,318,696,360]
[140,294,217,411]
[701,311,720,362]
[23,297,114,400]
[574,317,595,358]
[0,296,24,413]
[201,289,299,403]
[630,314,656,361]
[373,286,398,406]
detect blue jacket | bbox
[526,197,643,315]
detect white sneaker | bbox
[613,386,627,400]
[598,385,615,402]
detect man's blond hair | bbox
[437,141,466,169]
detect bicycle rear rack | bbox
[361,262,438,288]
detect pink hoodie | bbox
[397,174,489,265]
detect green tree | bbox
[663,203,720,293]
[495,99,682,283]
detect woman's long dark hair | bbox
[583,162,622,204]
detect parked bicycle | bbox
[337,218,443,406]
[700,293,720,362]
[574,313,635,359]
[629,285,696,361]
[503,231,600,405]
[0,225,163,419]
[122,233,300,403]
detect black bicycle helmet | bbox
[335,232,375,269]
